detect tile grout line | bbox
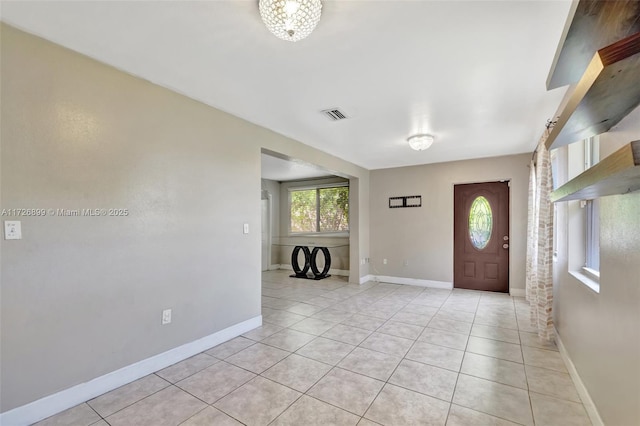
[449,291,538,425]
[356,285,458,423]
[270,278,389,422]
[346,285,417,423]
[446,288,470,425]
[265,280,393,423]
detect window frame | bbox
[584,198,600,274]
[583,136,600,274]
[288,183,349,236]
[565,136,600,292]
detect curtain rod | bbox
[531,118,559,164]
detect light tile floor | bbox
[35,270,592,426]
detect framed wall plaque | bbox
[389,195,422,208]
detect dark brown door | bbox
[454,182,509,292]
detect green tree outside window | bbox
[290,186,349,233]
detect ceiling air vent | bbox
[321,108,349,121]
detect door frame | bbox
[261,191,272,272]
[452,179,511,292]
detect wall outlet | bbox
[243,223,249,234]
[162,309,172,325]
[383,259,388,265]
[403,260,409,266]
[4,221,22,240]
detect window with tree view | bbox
[290,186,349,233]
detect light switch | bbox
[4,221,22,240]
[162,309,172,325]
[243,223,249,234]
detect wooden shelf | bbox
[547,0,640,90]
[545,0,640,202]
[551,141,640,202]
[544,32,640,151]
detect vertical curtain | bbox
[525,138,555,341]
[526,159,537,302]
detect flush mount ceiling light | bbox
[259,0,323,42]
[407,134,435,151]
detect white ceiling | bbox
[1,0,572,173]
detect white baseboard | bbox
[268,264,281,271]
[0,316,262,426]
[359,274,375,284]
[278,264,349,277]
[555,328,604,426]
[373,275,453,290]
[509,288,526,297]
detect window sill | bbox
[288,232,349,238]
[582,266,600,281]
[569,269,600,294]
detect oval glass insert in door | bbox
[469,196,492,249]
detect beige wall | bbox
[553,105,640,426]
[0,24,369,412]
[370,153,529,290]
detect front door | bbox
[454,182,509,292]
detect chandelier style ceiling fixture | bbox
[259,0,323,42]
[407,134,435,151]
